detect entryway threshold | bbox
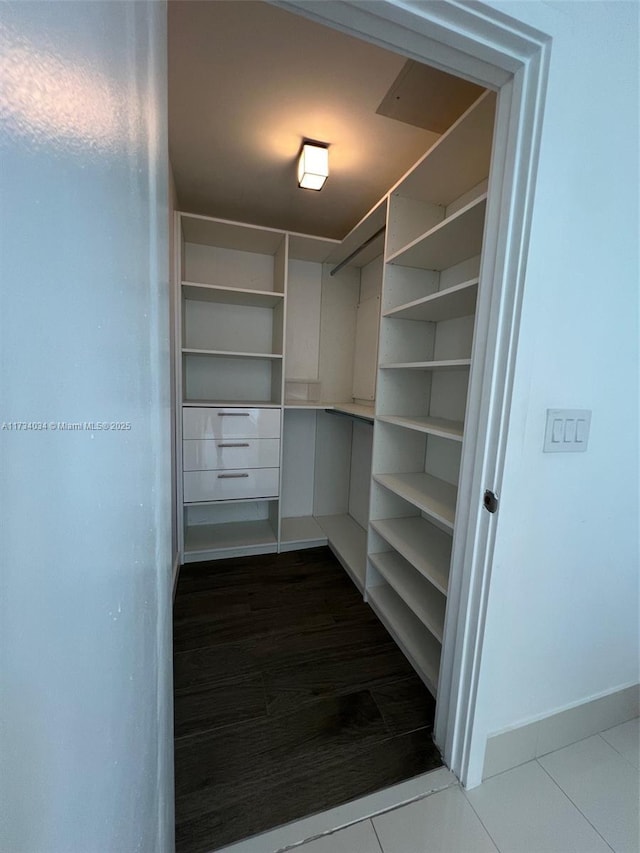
[214,766,457,853]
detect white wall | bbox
[0,2,173,849]
[473,0,639,762]
[170,163,179,583]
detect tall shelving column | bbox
[279,213,385,590]
[366,91,497,696]
[177,214,287,562]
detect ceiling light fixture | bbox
[298,142,329,191]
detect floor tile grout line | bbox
[369,816,386,852]
[597,729,640,771]
[460,785,504,852]
[535,758,617,853]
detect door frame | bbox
[274,0,551,788]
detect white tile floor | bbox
[293,719,639,853]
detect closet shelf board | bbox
[370,516,452,596]
[181,213,284,254]
[330,402,375,422]
[183,400,282,408]
[374,472,457,531]
[316,514,367,592]
[376,414,463,441]
[390,90,496,206]
[280,516,328,548]
[182,348,283,360]
[369,550,446,643]
[288,232,339,264]
[182,282,284,308]
[283,401,375,422]
[183,496,276,508]
[384,279,478,322]
[379,359,471,371]
[284,401,329,410]
[184,519,277,556]
[367,584,441,697]
[387,195,487,271]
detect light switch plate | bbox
[544,409,591,452]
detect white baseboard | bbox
[483,682,640,780]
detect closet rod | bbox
[329,226,386,277]
[324,408,374,425]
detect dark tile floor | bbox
[173,546,442,853]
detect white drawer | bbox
[183,467,280,503]
[183,438,280,471]
[183,407,281,440]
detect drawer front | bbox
[184,467,280,502]
[183,407,281,440]
[183,439,280,471]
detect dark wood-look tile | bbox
[263,642,415,717]
[175,726,442,853]
[174,673,267,739]
[173,546,442,853]
[173,607,335,653]
[371,676,437,736]
[173,588,250,623]
[175,690,387,804]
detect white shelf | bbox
[376,414,464,442]
[367,583,441,697]
[387,194,487,271]
[280,516,327,548]
[369,550,446,642]
[370,517,451,596]
[181,213,284,254]
[384,279,478,322]
[331,402,375,422]
[182,282,284,308]
[390,90,496,206]
[182,348,283,360]
[373,472,457,530]
[316,513,367,592]
[288,232,339,263]
[182,400,282,408]
[183,519,277,560]
[379,359,471,371]
[283,401,375,422]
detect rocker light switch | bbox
[544,409,591,452]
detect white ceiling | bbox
[168,1,444,240]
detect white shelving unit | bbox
[367,89,497,698]
[370,516,452,596]
[379,358,471,371]
[376,414,463,441]
[368,584,442,696]
[177,215,288,560]
[373,472,457,531]
[173,89,497,703]
[384,278,478,323]
[369,550,446,642]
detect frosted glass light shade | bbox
[298,143,329,190]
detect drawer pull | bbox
[217,472,250,479]
[217,412,250,417]
[217,442,250,448]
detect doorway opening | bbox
[168,1,549,850]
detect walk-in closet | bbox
[170,3,497,850]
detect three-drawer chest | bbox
[183,407,281,504]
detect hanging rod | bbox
[329,226,386,277]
